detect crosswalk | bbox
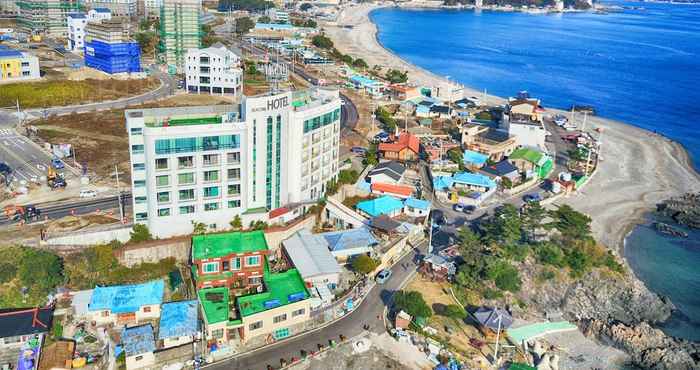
[0,129,15,137]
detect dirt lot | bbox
[33,94,234,184]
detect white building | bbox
[266,8,289,23]
[126,88,341,238]
[0,49,40,82]
[87,7,112,22]
[84,0,135,17]
[143,0,162,18]
[185,45,242,97]
[67,13,87,52]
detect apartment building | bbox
[185,45,242,97]
[143,0,161,18]
[0,47,40,82]
[158,0,201,69]
[87,7,111,21]
[17,0,82,37]
[125,88,341,238]
[83,0,136,17]
[66,13,87,52]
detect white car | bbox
[468,96,481,106]
[79,189,98,198]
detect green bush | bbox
[482,288,503,300]
[351,254,379,275]
[565,247,592,278]
[393,291,432,318]
[0,263,17,283]
[536,243,565,267]
[129,224,153,243]
[487,260,521,293]
[443,304,466,320]
[312,34,334,49]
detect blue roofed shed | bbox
[158,300,198,344]
[453,172,497,190]
[432,176,454,192]
[321,227,379,261]
[121,325,156,368]
[89,280,164,315]
[463,150,488,168]
[356,195,404,218]
[403,197,431,218]
[92,7,111,12]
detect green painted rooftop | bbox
[198,287,229,324]
[147,116,223,127]
[192,230,269,260]
[509,147,544,164]
[236,269,309,317]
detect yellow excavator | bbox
[47,167,67,190]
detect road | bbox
[206,240,428,370]
[0,193,132,226]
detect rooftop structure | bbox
[0,307,53,340]
[88,280,164,313]
[192,230,268,260]
[463,149,489,168]
[237,269,309,317]
[366,161,405,184]
[185,44,242,97]
[198,287,230,324]
[158,300,199,340]
[370,182,414,199]
[452,172,497,189]
[356,195,405,218]
[378,132,420,162]
[0,48,40,81]
[84,0,135,17]
[321,227,378,253]
[121,325,156,356]
[461,123,517,162]
[404,197,431,211]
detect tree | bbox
[443,304,466,320]
[501,177,513,189]
[535,243,565,267]
[521,201,547,242]
[258,15,271,23]
[337,169,359,185]
[392,291,432,318]
[340,54,353,65]
[550,204,592,241]
[249,220,268,231]
[486,260,521,292]
[363,144,379,166]
[312,34,334,49]
[457,227,482,260]
[18,249,63,295]
[385,69,408,83]
[565,246,592,278]
[375,106,397,132]
[351,254,379,274]
[134,32,156,54]
[447,147,464,169]
[0,262,17,283]
[235,17,255,35]
[352,58,368,69]
[192,221,207,235]
[304,19,317,28]
[230,215,242,229]
[129,224,153,243]
[300,2,313,11]
[481,204,522,245]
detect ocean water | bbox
[370,1,700,171]
[370,2,700,340]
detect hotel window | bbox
[227,168,240,180]
[245,255,260,267]
[133,163,145,171]
[227,200,240,208]
[202,262,219,273]
[179,205,195,214]
[131,144,144,154]
[178,172,195,185]
[249,321,263,331]
[157,191,170,203]
[227,184,240,196]
[179,189,195,201]
[178,156,194,169]
[204,202,219,211]
[226,152,240,164]
[134,180,146,188]
[130,127,143,135]
[134,196,147,204]
[273,314,287,324]
[155,158,168,170]
[203,170,219,182]
[135,212,148,221]
[292,308,305,317]
[203,153,219,166]
[230,257,241,270]
[156,175,169,187]
[204,186,219,198]
[158,208,170,217]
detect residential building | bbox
[508,147,553,179]
[158,300,199,349]
[87,7,111,21]
[320,227,378,262]
[0,307,52,352]
[366,161,405,184]
[370,182,414,199]
[429,105,453,119]
[158,0,201,69]
[66,13,87,52]
[480,160,520,184]
[191,230,269,292]
[507,120,548,152]
[462,149,489,169]
[126,88,341,238]
[461,123,517,162]
[432,171,497,205]
[38,341,75,370]
[505,96,548,151]
[356,195,405,218]
[87,280,164,325]
[265,8,289,23]
[378,132,420,162]
[389,84,421,101]
[282,229,342,289]
[452,171,497,193]
[403,197,431,218]
[143,0,161,18]
[349,74,386,97]
[0,47,40,81]
[17,0,82,37]
[1,0,19,13]
[84,0,135,17]
[185,44,242,96]
[84,18,141,73]
[121,325,156,370]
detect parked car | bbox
[523,193,543,203]
[553,114,568,126]
[350,146,367,155]
[467,96,481,106]
[51,158,64,169]
[375,269,392,284]
[453,204,464,212]
[463,205,476,214]
[79,189,98,198]
[373,132,390,143]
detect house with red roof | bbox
[378,132,420,162]
[370,182,414,199]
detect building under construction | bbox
[158,0,201,69]
[16,0,82,37]
[84,18,141,73]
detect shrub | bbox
[393,291,432,318]
[443,304,466,320]
[351,254,379,275]
[536,243,565,267]
[312,34,334,49]
[487,260,521,293]
[129,224,153,243]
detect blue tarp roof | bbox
[463,150,488,166]
[122,325,156,356]
[92,7,111,12]
[68,13,86,18]
[356,195,404,217]
[433,176,455,191]
[321,227,378,252]
[89,280,164,313]
[350,74,381,87]
[404,197,431,210]
[0,50,22,58]
[453,172,497,189]
[158,300,199,340]
[416,105,430,114]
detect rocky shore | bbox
[657,193,700,229]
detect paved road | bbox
[0,193,132,226]
[206,240,427,370]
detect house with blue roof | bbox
[403,197,431,218]
[320,227,379,262]
[349,74,386,97]
[121,324,156,370]
[452,172,497,192]
[463,149,489,168]
[88,280,164,326]
[158,300,199,349]
[356,195,404,218]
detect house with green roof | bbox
[508,147,553,179]
[191,230,269,292]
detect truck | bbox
[47,167,67,189]
[51,157,65,170]
[3,205,41,222]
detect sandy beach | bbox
[325,2,700,253]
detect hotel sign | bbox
[251,96,289,113]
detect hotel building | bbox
[125,88,341,238]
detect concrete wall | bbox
[88,304,161,326]
[115,237,191,267]
[263,215,315,251]
[44,225,132,246]
[125,351,155,370]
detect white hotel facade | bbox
[126,88,341,238]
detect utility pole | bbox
[428,219,434,255]
[115,165,124,222]
[493,313,502,366]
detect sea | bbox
[370,1,700,340]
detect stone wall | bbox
[44,224,132,246]
[115,236,191,267]
[264,214,316,251]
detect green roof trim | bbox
[508,364,537,370]
[198,287,229,324]
[509,148,544,165]
[242,207,268,215]
[236,269,309,317]
[192,230,269,260]
[168,116,222,126]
